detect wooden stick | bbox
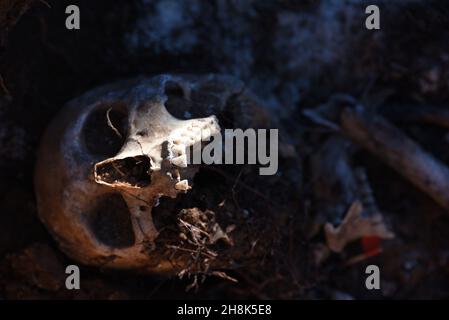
[383,105,449,129]
[340,106,449,212]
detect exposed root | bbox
[164,208,236,290]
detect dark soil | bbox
[1,0,449,299]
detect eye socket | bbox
[82,103,128,158]
[87,193,135,248]
[163,80,193,120]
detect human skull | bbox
[34,74,254,273]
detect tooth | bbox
[175,180,190,191]
[191,126,201,136]
[188,124,201,133]
[172,135,183,144]
[201,128,211,140]
[171,154,187,167]
[212,123,220,133]
[171,144,186,155]
[178,138,194,147]
[188,137,197,145]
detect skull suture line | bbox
[33,75,244,273]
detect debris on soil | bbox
[171,208,234,278]
[177,208,234,248]
[2,243,65,292]
[325,200,394,253]
[0,0,36,47]
[155,207,238,292]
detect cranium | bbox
[34,74,252,273]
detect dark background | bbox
[1,0,449,299]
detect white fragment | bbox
[171,154,188,167]
[175,179,190,191]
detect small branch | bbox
[106,108,123,138]
[39,0,51,8]
[383,105,449,129]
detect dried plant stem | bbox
[385,105,449,129]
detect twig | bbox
[106,107,123,138]
[39,0,51,8]
[205,166,285,210]
[166,245,217,259]
[383,105,449,129]
[111,162,125,176]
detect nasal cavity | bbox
[94,156,152,187]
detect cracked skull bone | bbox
[34,75,222,272]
